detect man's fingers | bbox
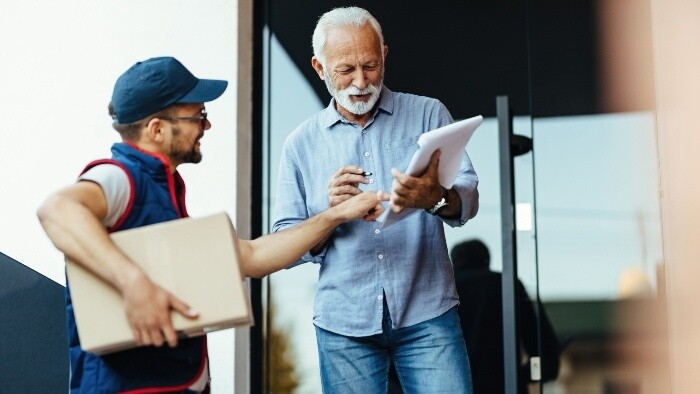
[140,329,152,346]
[149,294,196,348]
[150,329,165,347]
[391,178,412,200]
[329,193,356,207]
[121,278,190,348]
[391,168,407,185]
[331,194,355,205]
[169,294,199,319]
[332,165,363,179]
[363,202,385,221]
[328,184,363,209]
[131,320,178,348]
[390,203,404,213]
[163,327,179,348]
[131,327,142,345]
[342,172,369,185]
[389,150,442,211]
[390,192,406,213]
[390,176,410,212]
[327,166,370,208]
[156,318,178,348]
[329,185,363,197]
[391,168,420,191]
[424,150,442,178]
[392,150,440,186]
[329,166,366,187]
[328,173,367,188]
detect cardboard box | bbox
[66,212,253,355]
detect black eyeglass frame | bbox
[159,109,208,129]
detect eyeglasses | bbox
[159,109,208,129]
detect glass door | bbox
[257,1,563,393]
[497,94,550,393]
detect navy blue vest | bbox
[65,142,206,393]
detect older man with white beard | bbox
[272,6,479,393]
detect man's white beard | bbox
[324,71,382,116]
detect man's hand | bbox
[332,191,388,222]
[328,166,370,207]
[121,270,199,348]
[390,150,443,213]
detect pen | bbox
[362,171,372,177]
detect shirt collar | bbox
[320,85,394,129]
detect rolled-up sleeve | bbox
[433,102,479,228]
[443,151,479,227]
[271,135,326,265]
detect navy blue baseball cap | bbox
[111,56,228,124]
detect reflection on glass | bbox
[533,113,662,300]
[263,31,326,393]
[448,111,662,393]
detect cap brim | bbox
[177,79,228,104]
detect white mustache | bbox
[344,85,379,95]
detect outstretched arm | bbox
[307,165,373,254]
[238,191,385,278]
[37,181,197,348]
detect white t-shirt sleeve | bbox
[79,164,131,228]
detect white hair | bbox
[312,7,384,66]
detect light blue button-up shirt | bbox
[272,87,479,337]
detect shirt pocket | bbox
[383,136,420,174]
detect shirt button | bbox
[364,152,370,157]
[369,179,374,184]
[378,254,384,260]
[374,229,380,234]
[377,295,383,300]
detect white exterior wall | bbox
[0,1,246,392]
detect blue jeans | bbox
[315,302,473,394]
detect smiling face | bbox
[163,104,210,167]
[312,23,388,125]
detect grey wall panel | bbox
[0,252,68,393]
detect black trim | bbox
[250,0,268,392]
[498,96,521,393]
[265,0,619,118]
